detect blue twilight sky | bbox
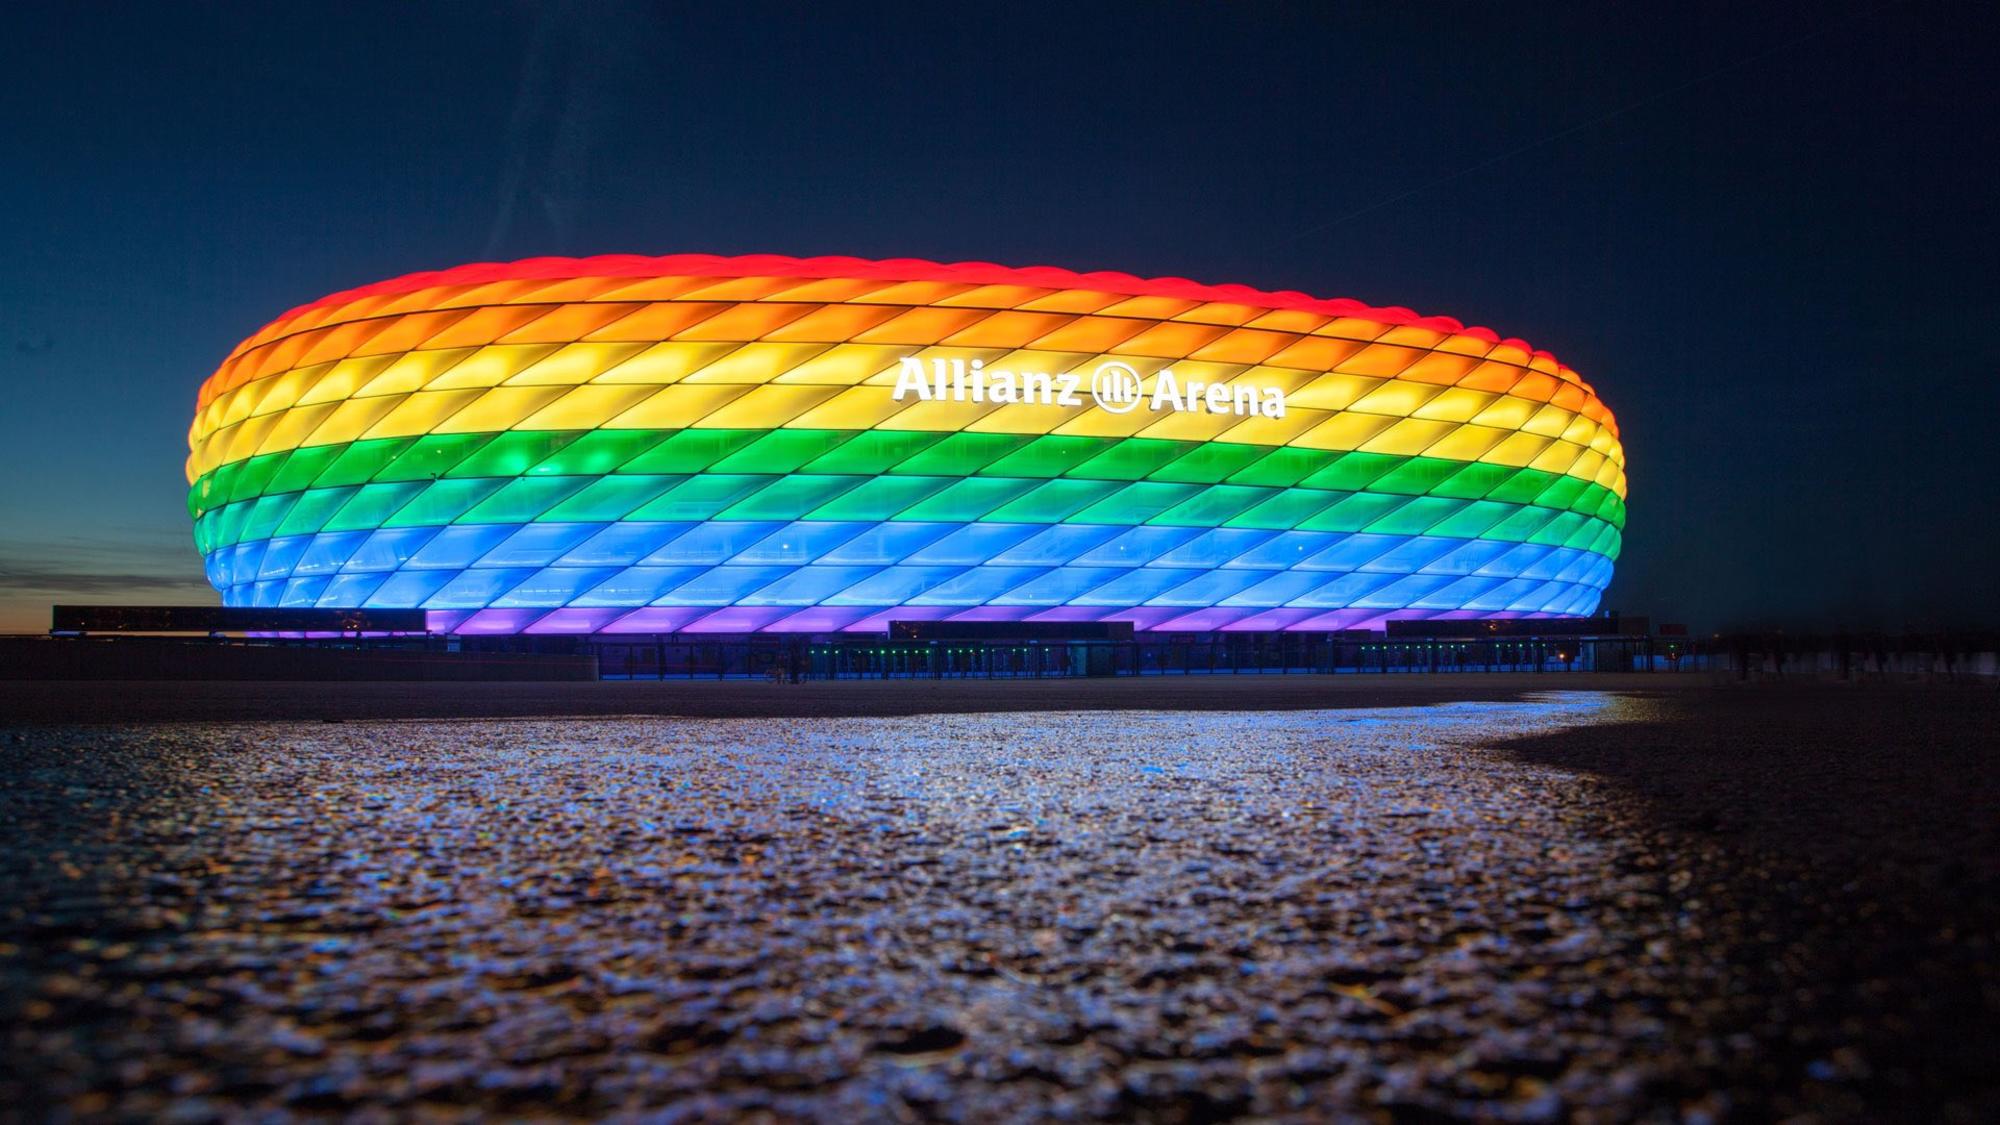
[1,0,1995,632]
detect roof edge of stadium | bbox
[269,253,1563,366]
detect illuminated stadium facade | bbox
[186,255,1626,635]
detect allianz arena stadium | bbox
[186,255,1625,635]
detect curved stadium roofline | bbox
[208,253,1582,395]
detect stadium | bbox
[185,255,1625,637]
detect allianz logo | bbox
[892,357,1286,419]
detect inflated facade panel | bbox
[187,255,1625,634]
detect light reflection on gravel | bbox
[2,693,1707,1120]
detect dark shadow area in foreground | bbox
[1,672,1688,724]
[1489,685,2000,1122]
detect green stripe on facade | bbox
[194,429,1625,524]
[190,428,1629,562]
[193,472,1626,560]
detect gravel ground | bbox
[1,686,1994,1121]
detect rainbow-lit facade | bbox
[188,255,1625,634]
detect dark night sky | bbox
[2,0,1994,632]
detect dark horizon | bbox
[3,0,1995,633]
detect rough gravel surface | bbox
[1,687,1994,1121]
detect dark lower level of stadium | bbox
[598,630,1668,680]
[16,604,1693,680]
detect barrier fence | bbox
[15,630,1996,683]
[580,634,1696,681]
